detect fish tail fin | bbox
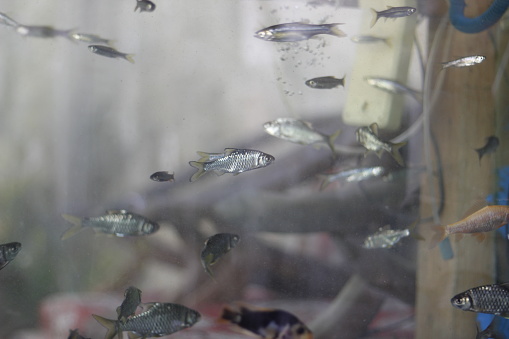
[61,214,84,240]
[197,151,211,162]
[328,24,347,38]
[340,75,346,87]
[327,129,341,155]
[189,161,206,182]
[220,305,241,324]
[124,54,135,64]
[409,220,425,241]
[369,8,379,28]
[429,226,446,249]
[475,148,483,164]
[390,141,407,166]
[92,314,118,339]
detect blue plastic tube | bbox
[449,0,509,33]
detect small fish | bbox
[350,35,391,46]
[305,76,345,89]
[201,233,240,279]
[88,45,135,64]
[364,77,422,103]
[254,22,346,42]
[69,32,114,47]
[0,242,21,270]
[94,302,201,339]
[452,283,509,317]
[15,25,73,39]
[189,148,274,182]
[263,118,341,155]
[220,303,313,339]
[117,286,142,324]
[441,55,485,69]
[135,0,156,12]
[356,123,407,166]
[362,222,422,249]
[61,210,159,240]
[475,136,499,163]
[430,205,509,248]
[67,329,90,339]
[318,166,386,190]
[0,12,19,28]
[150,171,175,182]
[476,316,507,339]
[370,6,417,28]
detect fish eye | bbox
[451,295,471,309]
[296,326,305,335]
[309,81,316,87]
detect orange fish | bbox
[430,205,509,248]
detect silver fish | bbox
[305,76,345,89]
[201,233,240,279]
[475,136,499,163]
[150,171,175,182]
[317,166,386,190]
[442,55,485,69]
[61,210,159,240]
[0,242,21,270]
[370,6,416,28]
[254,22,346,42]
[356,123,406,166]
[365,77,422,103]
[350,35,391,46]
[0,12,19,28]
[452,283,509,317]
[69,32,114,47]
[135,0,156,12]
[117,286,142,324]
[94,302,201,339]
[88,45,135,64]
[263,118,341,155]
[188,148,274,182]
[363,227,410,249]
[16,25,73,39]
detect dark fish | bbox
[94,302,201,339]
[305,76,345,89]
[442,55,485,69]
[201,233,240,279]
[150,171,175,182]
[67,329,90,339]
[188,148,274,182]
[88,45,135,64]
[0,12,19,28]
[318,166,386,190]
[254,22,346,42]
[370,6,417,28]
[135,0,156,12]
[355,123,407,166]
[220,303,313,339]
[117,286,142,324]
[69,32,114,47]
[61,210,159,240]
[475,136,499,163]
[15,25,73,39]
[0,242,21,270]
[476,316,507,339]
[452,283,509,317]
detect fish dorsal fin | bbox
[223,148,237,155]
[460,201,488,219]
[369,123,379,136]
[386,6,393,9]
[107,209,128,215]
[139,302,157,311]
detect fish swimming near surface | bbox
[88,45,135,64]
[350,35,391,46]
[263,118,341,156]
[15,25,74,39]
[135,0,156,12]
[370,6,417,28]
[220,303,314,339]
[429,205,509,248]
[452,283,509,317]
[189,148,274,182]
[317,166,386,190]
[150,171,175,182]
[201,233,240,279]
[69,32,114,47]
[475,136,499,164]
[441,55,485,69]
[362,221,423,249]
[364,77,422,103]
[0,242,21,270]
[305,76,345,89]
[254,22,346,42]
[61,210,159,240]
[94,302,201,339]
[117,286,142,324]
[0,12,19,28]
[476,316,507,339]
[67,329,90,339]
[356,123,407,166]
